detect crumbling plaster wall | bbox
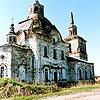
[11,45,33,82]
[68,61,94,82]
[34,30,69,83]
[16,26,70,83]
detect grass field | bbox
[0,78,100,100]
[11,84,100,100]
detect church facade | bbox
[0,1,95,84]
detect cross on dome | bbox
[12,18,14,24]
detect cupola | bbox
[28,0,44,19]
[6,23,17,44]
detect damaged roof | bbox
[67,56,94,64]
[16,17,59,34]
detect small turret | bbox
[68,12,77,36]
[6,22,17,44]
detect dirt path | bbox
[38,88,100,100]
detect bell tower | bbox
[64,12,88,61]
[28,0,44,19]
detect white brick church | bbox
[0,0,95,84]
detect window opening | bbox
[85,70,87,80]
[61,50,64,60]
[52,38,56,44]
[34,6,38,13]
[53,49,57,59]
[44,46,48,57]
[79,69,82,80]
[0,66,4,78]
[90,70,92,79]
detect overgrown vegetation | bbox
[0,78,61,99]
[0,78,100,100]
[12,84,100,100]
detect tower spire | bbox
[70,12,74,25]
[68,12,77,36]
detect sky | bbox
[0,0,100,76]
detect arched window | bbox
[52,38,56,44]
[79,69,82,80]
[89,70,92,79]
[9,36,12,43]
[13,36,16,43]
[34,6,38,13]
[0,66,4,78]
[61,50,64,60]
[44,46,48,57]
[0,64,7,78]
[45,69,48,82]
[69,30,72,35]
[52,37,57,44]
[85,70,87,80]
[53,49,57,59]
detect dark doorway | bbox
[45,69,48,82]
[54,72,57,83]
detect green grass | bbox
[9,84,100,100]
[0,78,23,88]
[0,78,100,100]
